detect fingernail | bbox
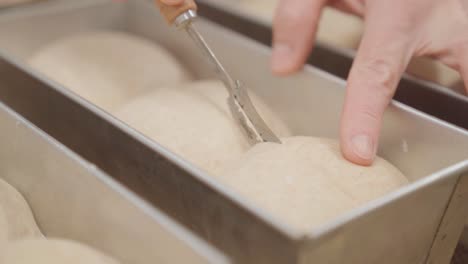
[271,43,294,74]
[351,134,375,160]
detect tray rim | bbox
[0,0,466,243]
[0,95,230,264]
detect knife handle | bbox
[155,0,197,25]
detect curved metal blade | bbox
[227,80,281,144]
[181,16,281,144]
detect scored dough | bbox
[0,178,42,241]
[218,137,409,232]
[1,238,119,264]
[28,31,191,112]
[115,79,291,176]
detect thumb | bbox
[340,10,414,166]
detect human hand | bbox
[272,0,468,165]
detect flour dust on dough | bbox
[0,178,42,241]
[407,57,462,90]
[115,79,291,176]
[0,209,7,252]
[0,0,37,7]
[317,7,363,49]
[28,31,191,112]
[219,137,409,232]
[1,238,119,264]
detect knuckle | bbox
[275,8,305,28]
[360,105,381,122]
[357,59,398,99]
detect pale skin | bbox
[161,0,468,166]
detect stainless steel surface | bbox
[0,0,467,263]
[426,173,468,264]
[177,10,281,144]
[0,102,229,264]
[174,9,196,28]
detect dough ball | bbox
[449,81,467,95]
[239,0,277,21]
[28,31,191,112]
[238,2,363,49]
[317,7,363,49]
[0,209,7,249]
[219,137,409,231]
[407,57,461,89]
[1,238,119,264]
[115,80,291,175]
[0,178,42,241]
[0,0,37,7]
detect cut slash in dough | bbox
[115,79,291,176]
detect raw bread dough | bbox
[0,209,7,251]
[407,57,461,89]
[0,0,37,7]
[28,31,191,112]
[115,79,291,176]
[239,1,363,49]
[1,238,119,264]
[239,1,463,90]
[218,137,409,232]
[0,178,42,241]
[239,0,276,22]
[317,7,363,49]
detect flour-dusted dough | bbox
[407,57,461,89]
[238,1,463,89]
[0,0,37,7]
[238,0,276,22]
[115,79,291,175]
[0,178,42,241]
[28,31,191,112]
[218,137,409,232]
[238,1,363,49]
[317,7,363,49]
[0,209,7,250]
[1,238,119,264]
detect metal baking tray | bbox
[0,102,229,264]
[0,0,466,263]
[196,0,468,131]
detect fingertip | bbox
[340,133,376,166]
